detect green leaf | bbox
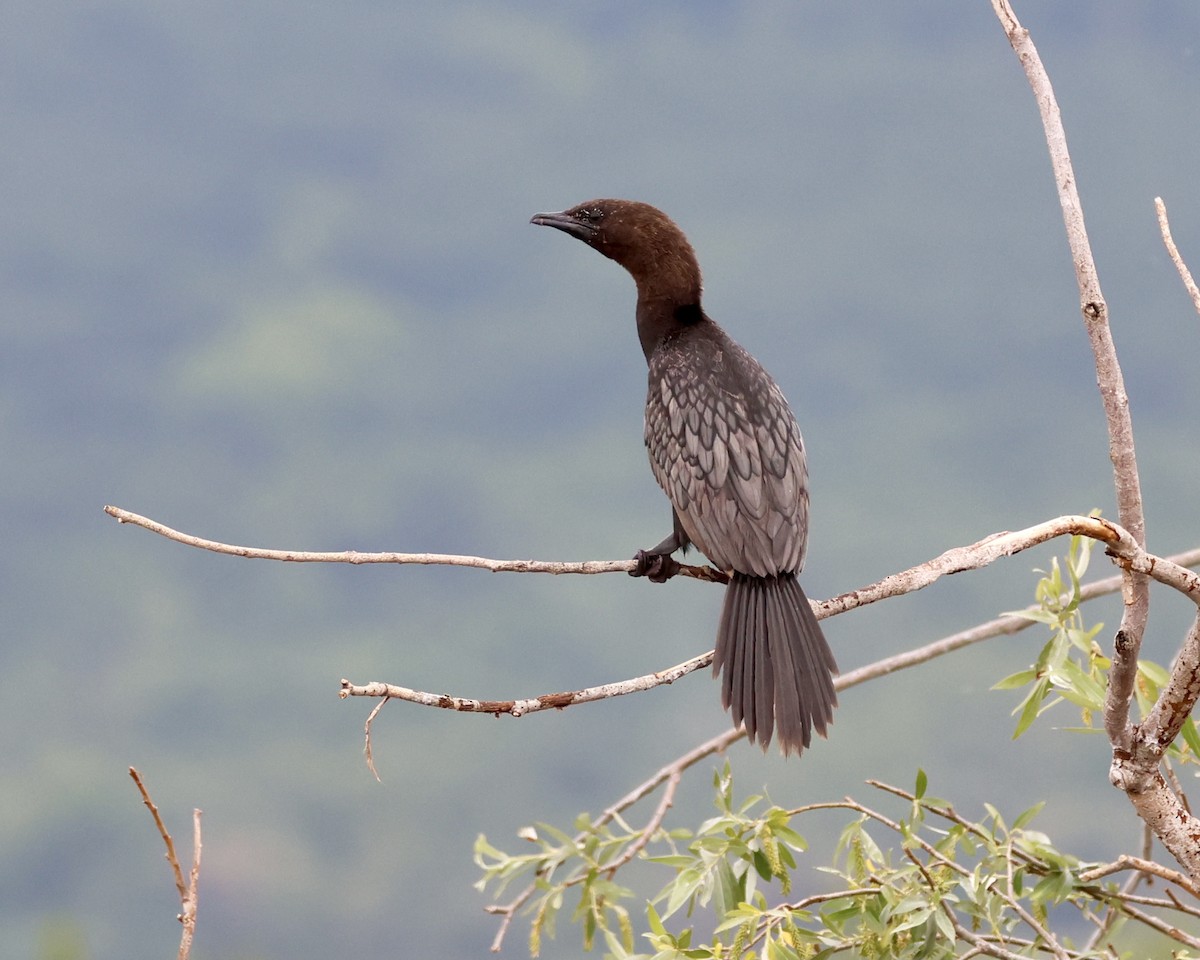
[713,856,744,917]
[1138,659,1171,687]
[993,669,1038,691]
[1182,717,1200,758]
[915,768,928,799]
[1012,677,1051,738]
[1012,801,1045,831]
[647,902,667,938]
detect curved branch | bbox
[1079,854,1200,900]
[990,0,1148,750]
[340,649,713,716]
[129,768,202,960]
[1156,197,1200,318]
[106,506,1200,610]
[102,505,727,582]
[991,0,1200,888]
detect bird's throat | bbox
[636,297,706,362]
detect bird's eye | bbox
[577,208,601,224]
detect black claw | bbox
[630,550,681,583]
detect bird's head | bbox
[531,199,702,303]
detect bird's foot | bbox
[630,550,681,583]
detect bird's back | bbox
[644,320,809,578]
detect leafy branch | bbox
[476,765,1200,959]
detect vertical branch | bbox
[991,0,1200,884]
[130,767,203,960]
[988,0,1148,748]
[179,808,202,960]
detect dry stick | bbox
[990,0,1149,750]
[1117,891,1200,920]
[100,505,722,581]
[1118,901,1200,951]
[1156,197,1200,317]
[183,810,202,960]
[1079,855,1200,900]
[129,768,202,960]
[363,697,389,782]
[990,0,1200,888]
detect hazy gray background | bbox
[4,1,1199,957]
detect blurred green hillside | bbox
[3,2,1200,957]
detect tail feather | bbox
[713,572,838,756]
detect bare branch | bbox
[950,917,1041,960]
[1079,854,1200,900]
[102,505,727,583]
[1142,612,1200,752]
[363,697,389,782]
[107,506,1200,613]
[341,649,713,717]
[842,546,1200,687]
[1156,197,1200,317]
[130,767,187,902]
[129,768,202,960]
[990,0,1149,753]
[182,810,202,960]
[1113,900,1200,950]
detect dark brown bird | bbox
[531,199,838,755]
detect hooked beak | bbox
[530,210,596,241]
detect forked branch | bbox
[130,768,202,960]
[990,0,1200,885]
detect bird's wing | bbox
[645,343,808,577]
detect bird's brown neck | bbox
[629,247,705,359]
[636,296,708,361]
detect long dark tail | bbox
[714,572,838,756]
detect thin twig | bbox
[486,726,739,951]
[1005,839,1070,960]
[1079,854,1200,899]
[1164,756,1192,817]
[363,697,389,782]
[1115,900,1200,950]
[181,809,202,960]
[107,507,1200,630]
[101,505,725,582]
[1112,890,1200,919]
[601,770,681,879]
[1165,888,1200,920]
[129,767,202,960]
[130,767,187,903]
[866,780,1040,869]
[1156,197,1200,317]
[340,649,713,717]
[951,917,1035,960]
[746,887,879,954]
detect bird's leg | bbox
[630,511,690,583]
